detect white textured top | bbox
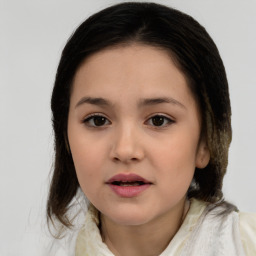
[74,199,256,256]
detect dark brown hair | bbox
[47,2,233,231]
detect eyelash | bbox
[82,113,175,128]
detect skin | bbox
[68,44,210,256]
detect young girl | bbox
[47,2,256,255]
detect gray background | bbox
[1,0,256,255]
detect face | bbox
[68,44,209,226]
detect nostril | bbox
[110,144,144,162]
[113,157,120,162]
[112,156,138,162]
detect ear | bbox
[195,139,210,169]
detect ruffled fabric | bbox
[239,211,256,255]
[75,205,113,256]
[75,199,255,256]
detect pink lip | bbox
[106,173,152,198]
[107,173,151,183]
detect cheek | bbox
[71,145,106,201]
[153,144,195,204]
[152,135,198,170]
[68,130,108,189]
[150,130,199,188]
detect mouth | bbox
[110,181,148,186]
[106,173,152,197]
[106,173,152,186]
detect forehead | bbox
[72,44,191,99]
[74,44,185,89]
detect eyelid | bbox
[145,113,175,127]
[83,112,108,119]
[82,113,111,127]
[81,112,175,128]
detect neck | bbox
[100,199,190,256]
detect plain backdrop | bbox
[1,0,256,255]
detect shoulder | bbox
[239,211,256,255]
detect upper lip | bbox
[106,173,152,184]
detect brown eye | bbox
[93,116,107,126]
[152,116,165,126]
[83,115,110,127]
[147,115,174,127]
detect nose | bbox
[110,124,144,163]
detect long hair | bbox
[47,2,233,231]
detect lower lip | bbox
[108,184,151,198]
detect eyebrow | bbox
[75,96,186,109]
[138,97,186,109]
[75,97,113,108]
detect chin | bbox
[103,206,153,226]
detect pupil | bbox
[94,116,106,126]
[152,116,164,126]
